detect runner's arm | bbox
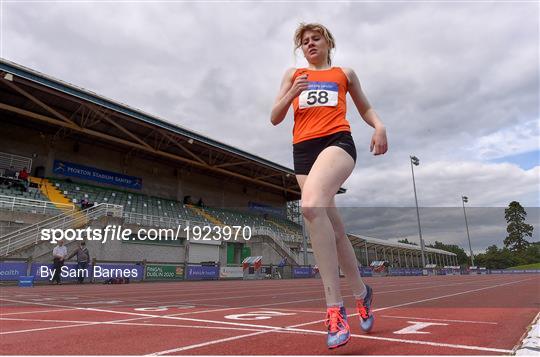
[271,68,308,126]
[343,68,385,131]
[343,67,388,155]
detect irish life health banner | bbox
[53,160,142,189]
[0,262,28,281]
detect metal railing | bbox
[0,223,26,237]
[123,211,204,229]
[252,226,301,265]
[0,203,123,256]
[122,211,301,265]
[0,195,75,215]
[0,200,302,263]
[0,152,32,172]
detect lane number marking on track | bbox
[394,321,448,335]
[134,305,195,312]
[225,310,296,320]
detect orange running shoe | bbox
[356,284,374,332]
[324,306,351,349]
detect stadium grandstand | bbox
[0,58,456,281]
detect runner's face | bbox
[301,30,329,65]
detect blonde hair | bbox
[294,23,336,65]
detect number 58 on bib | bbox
[299,81,338,109]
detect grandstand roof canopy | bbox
[348,234,457,256]
[0,59,347,200]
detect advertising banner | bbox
[0,262,27,281]
[389,268,406,276]
[219,266,243,279]
[185,265,219,280]
[292,266,313,278]
[53,160,142,189]
[359,267,373,277]
[501,269,530,274]
[145,264,184,280]
[387,268,424,276]
[248,201,285,217]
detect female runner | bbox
[270,23,388,349]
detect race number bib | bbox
[299,82,338,109]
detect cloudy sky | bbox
[1,1,538,253]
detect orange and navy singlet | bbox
[292,67,351,144]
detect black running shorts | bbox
[293,131,357,175]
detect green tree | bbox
[475,242,539,269]
[518,242,540,264]
[398,238,418,246]
[504,201,534,252]
[425,241,468,265]
[475,245,504,269]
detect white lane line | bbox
[0,276,534,349]
[290,276,538,326]
[0,277,495,306]
[0,279,476,323]
[147,277,534,355]
[147,320,512,355]
[0,276,533,336]
[0,317,304,336]
[147,330,272,355]
[0,308,78,316]
[106,278,463,306]
[158,278,508,318]
[2,284,325,302]
[2,286,325,310]
[0,321,103,335]
[147,319,512,355]
[0,298,298,332]
[381,315,498,325]
[0,277,431,299]
[289,327,512,354]
[0,274,513,315]
[0,274,518,295]
[269,307,323,314]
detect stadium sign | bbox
[53,160,142,189]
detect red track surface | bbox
[1,274,539,355]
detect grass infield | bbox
[507,262,540,269]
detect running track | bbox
[1,274,539,355]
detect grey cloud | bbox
[3,2,538,251]
[339,207,539,254]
